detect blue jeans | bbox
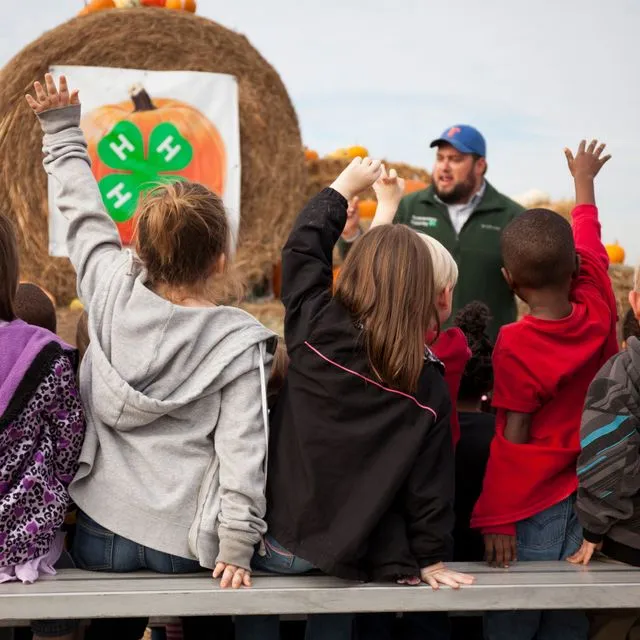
[484,495,588,640]
[355,612,450,640]
[235,535,353,640]
[73,510,233,640]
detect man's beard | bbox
[434,174,477,205]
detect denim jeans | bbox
[72,510,233,640]
[235,535,353,640]
[484,495,589,640]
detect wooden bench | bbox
[1,561,639,625]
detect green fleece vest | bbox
[395,182,524,341]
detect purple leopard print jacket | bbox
[0,319,85,567]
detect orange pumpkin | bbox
[605,242,625,264]
[347,145,369,158]
[165,0,196,10]
[404,179,428,194]
[141,0,166,5]
[358,199,377,219]
[304,148,319,161]
[81,85,226,244]
[79,0,116,15]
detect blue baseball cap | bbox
[430,125,486,157]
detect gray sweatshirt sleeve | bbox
[38,105,122,306]
[213,347,269,569]
[576,354,640,543]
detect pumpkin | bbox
[114,0,140,6]
[78,0,116,15]
[165,0,196,10]
[404,179,428,194]
[81,85,226,245]
[141,0,166,5]
[304,148,319,161]
[606,242,625,265]
[358,199,377,219]
[346,145,369,159]
[69,298,85,311]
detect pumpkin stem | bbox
[129,84,157,112]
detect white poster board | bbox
[48,66,240,256]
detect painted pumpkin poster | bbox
[48,66,240,255]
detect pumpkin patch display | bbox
[81,84,226,244]
[606,242,625,265]
[165,0,196,10]
[304,147,319,161]
[79,0,116,15]
[358,199,377,220]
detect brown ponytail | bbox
[135,181,241,301]
[335,225,439,394]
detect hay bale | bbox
[306,157,431,202]
[0,8,305,303]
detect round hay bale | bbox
[0,8,305,303]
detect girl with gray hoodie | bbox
[27,75,275,639]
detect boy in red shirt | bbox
[471,140,617,640]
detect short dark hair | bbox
[623,308,640,343]
[0,214,19,322]
[501,208,575,290]
[455,302,494,402]
[15,283,56,333]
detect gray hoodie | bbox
[40,105,275,570]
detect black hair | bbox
[14,282,56,333]
[501,208,575,290]
[455,301,493,403]
[623,307,640,343]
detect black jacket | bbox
[266,188,455,582]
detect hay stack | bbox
[0,8,305,303]
[305,157,431,202]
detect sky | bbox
[2,0,639,259]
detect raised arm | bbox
[369,165,405,228]
[282,157,382,352]
[27,74,122,307]
[564,139,611,270]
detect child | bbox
[450,302,495,640]
[0,214,85,640]
[471,140,617,640]
[622,307,640,348]
[570,261,640,569]
[370,167,471,448]
[237,157,474,640]
[14,282,57,333]
[453,301,495,563]
[28,75,274,639]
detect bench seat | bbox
[1,561,639,623]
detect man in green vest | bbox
[339,125,524,340]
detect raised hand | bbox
[420,562,475,590]
[373,164,405,208]
[331,157,383,202]
[26,73,80,114]
[564,139,611,179]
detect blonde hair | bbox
[135,181,242,302]
[335,225,439,393]
[416,233,458,293]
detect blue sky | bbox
[3,0,639,260]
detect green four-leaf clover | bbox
[97,121,194,222]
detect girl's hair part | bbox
[0,214,19,322]
[455,301,494,402]
[135,181,243,302]
[335,224,439,394]
[416,232,458,293]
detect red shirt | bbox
[431,327,471,448]
[471,205,618,536]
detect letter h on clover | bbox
[97,120,194,223]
